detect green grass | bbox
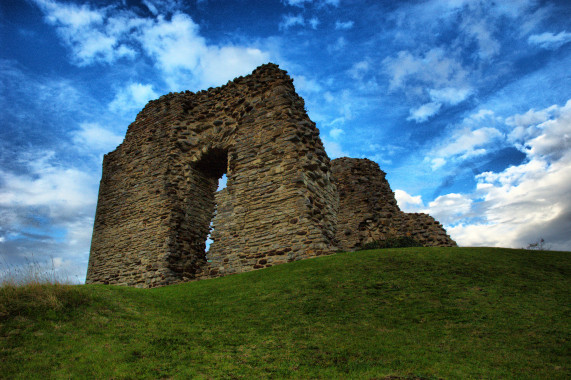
[1,247,569,379]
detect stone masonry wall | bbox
[331,157,456,251]
[87,63,339,287]
[87,63,455,288]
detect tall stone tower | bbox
[87,64,339,287]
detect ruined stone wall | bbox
[87,63,456,288]
[87,92,187,287]
[87,64,338,287]
[331,157,456,251]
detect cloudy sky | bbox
[1,0,570,282]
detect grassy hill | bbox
[1,247,569,379]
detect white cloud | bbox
[109,83,159,113]
[316,90,356,126]
[525,123,571,160]
[142,0,180,15]
[32,1,271,91]
[528,31,571,50]
[507,100,571,160]
[72,123,124,153]
[421,108,506,167]
[404,86,473,122]
[489,0,538,19]
[476,158,547,188]
[449,152,571,250]
[323,140,348,159]
[469,109,495,121]
[0,153,98,221]
[293,75,323,94]
[446,223,497,247]
[407,102,442,123]
[282,0,312,7]
[65,217,92,247]
[40,0,103,29]
[506,105,560,148]
[0,60,93,123]
[283,0,339,6]
[324,91,335,103]
[279,14,305,30]
[308,87,358,136]
[428,193,473,226]
[348,60,369,80]
[32,0,138,66]
[143,0,159,15]
[429,87,472,106]
[335,21,354,30]
[193,46,269,89]
[0,151,98,282]
[134,12,270,90]
[506,105,558,130]
[436,127,503,159]
[328,37,347,52]
[425,99,571,251]
[137,13,205,73]
[518,5,553,36]
[394,189,425,213]
[383,48,468,92]
[382,51,422,91]
[0,62,110,278]
[429,157,446,171]
[461,18,501,58]
[309,17,320,29]
[391,0,538,43]
[368,143,381,151]
[329,127,344,139]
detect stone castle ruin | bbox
[87,63,455,288]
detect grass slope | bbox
[1,247,569,379]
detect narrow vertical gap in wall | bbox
[193,147,228,261]
[205,173,227,254]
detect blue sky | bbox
[1,0,570,282]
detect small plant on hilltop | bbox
[526,238,549,250]
[360,236,423,250]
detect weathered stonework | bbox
[331,158,456,251]
[87,63,338,287]
[87,63,455,288]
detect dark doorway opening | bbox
[193,148,228,258]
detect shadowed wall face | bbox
[331,158,456,250]
[87,64,339,287]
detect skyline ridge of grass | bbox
[1,247,569,379]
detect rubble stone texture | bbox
[87,64,339,287]
[86,63,455,288]
[331,158,456,251]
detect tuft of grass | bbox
[0,256,79,287]
[0,257,91,322]
[0,283,90,321]
[1,247,569,379]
